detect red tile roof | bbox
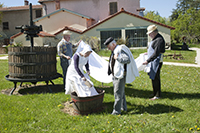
[38,0,54,2]
[82,8,175,34]
[10,31,55,39]
[54,26,83,35]
[11,8,175,39]
[0,5,42,12]
[55,8,175,35]
[39,31,55,37]
[10,32,23,40]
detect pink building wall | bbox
[41,0,140,22]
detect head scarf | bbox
[80,44,92,55]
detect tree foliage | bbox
[0,3,3,24]
[144,11,170,25]
[144,0,200,44]
[170,0,200,43]
[170,0,200,21]
[171,8,200,43]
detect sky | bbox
[140,0,178,18]
[0,0,178,18]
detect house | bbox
[0,1,43,45]
[11,7,175,48]
[11,8,94,46]
[38,0,140,23]
[5,0,175,49]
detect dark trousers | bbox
[151,63,162,97]
[60,57,69,87]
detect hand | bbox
[77,40,82,46]
[65,56,71,60]
[82,77,86,81]
[114,54,118,60]
[143,61,148,65]
[87,71,90,75]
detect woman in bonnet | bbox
[65,44,98,97]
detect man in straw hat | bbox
[57,30,80,87]
[143,25,165,100]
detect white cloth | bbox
[135,53,150,73]
[113,44,139,83]
[76,41,112,83]
[113,45,124,79]
[65,45,99,97]
[135,41,154,73]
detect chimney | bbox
[55,0,60,10]
[136,8,145,17]
[24,0,29,5]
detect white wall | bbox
[13,34,45,46]
[35,11,87,33]
[83,13,171,45]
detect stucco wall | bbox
[0,9,41,38]
[35,11,87,33]
[1,10,30,38]
[42,0,140,22]
[13,34,44,46]
[14,12,172,48]
[83,13,171,45]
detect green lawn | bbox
[97,48,197,64]
[0,48,200,133]
[0,54,7,57]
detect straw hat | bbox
[63,30,72,35]
[146,25,157,35]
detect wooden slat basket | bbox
[70,88,105,115]
[8,46,57,79]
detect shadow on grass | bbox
[95,86,183,115]
[15,84,200,100]
[16,85,184,115]
[18,84,65,95]
[170,43,192,51]
[100,102,183,115]
[126,87,200,100]
[127,103,183,115]
[97,84,200,100]
[18,85,108,95]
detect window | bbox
[100,30,121,48]
[3,22,9,30]
[35,10,42,18]
[55,0,60,10]
[109,2,118,15]
[126,29,147,47]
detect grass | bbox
[0,48,200,133]
[0,54,7,57]
[97,48,196,64]
[163,50,196,63]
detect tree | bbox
[144,11,170,25]
[0,3,3,24]
[171,8,200,43]
[0,3,3,38]
[170,0,200,21]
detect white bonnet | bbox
[80,44,92,55]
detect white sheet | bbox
[113,45,139,83]
[75,41,150,83]
[135,53,150,73]
[76,41,113,83]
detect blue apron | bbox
[147,42,162,80]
